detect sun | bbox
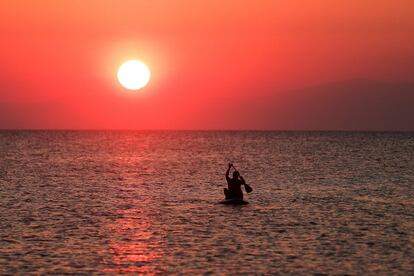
[117,60,151,90]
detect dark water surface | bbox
[0,131,413,274]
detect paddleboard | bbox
[219,198,249,205]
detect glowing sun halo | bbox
[117,60,151,90]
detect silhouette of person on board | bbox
[224,163,246,200]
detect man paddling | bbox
[224,163,246,200]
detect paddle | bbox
[231,165,253,193]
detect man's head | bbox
[233,170,240,179]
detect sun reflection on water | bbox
[102,207,164,274]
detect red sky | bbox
[1,0,413,130]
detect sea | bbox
[0,131,413,275]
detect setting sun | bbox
[117,60,151,90]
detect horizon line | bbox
[0,128,413,133]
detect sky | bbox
[0,0,413,130]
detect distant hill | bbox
[230,79,414,131]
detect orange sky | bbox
[1,1,413,130]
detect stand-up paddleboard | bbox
[219,198,249,205]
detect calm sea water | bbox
[0,131,413,274]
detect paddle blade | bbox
[244,184,253,193]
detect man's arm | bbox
[225,163,232,181]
